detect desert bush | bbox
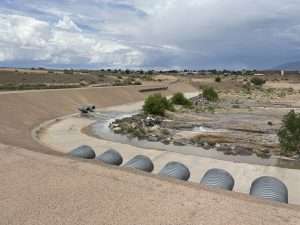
[171,92,192,107]
[278,110,300,155]
[215,77,221,82]
[143,94,174,116]
[202,87,219,101]
[133,81,142,85]
[251,77,266,86]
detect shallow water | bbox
[90,110,300,169]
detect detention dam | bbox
[0,83,300,225]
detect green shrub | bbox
[171,92,192,107]
[278,110,300,155]
[215,77,221,82]
[251,77,266,86]
[143,94,174,116]
[202,87,219,101]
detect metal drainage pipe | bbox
[250,176,288,204]
[124,155,154,172]
[96,149,123,166]
[159,162,190,181]
[69,145,96,159]
[200,168,235,191]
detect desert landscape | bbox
[1,69,300,224]
[2,1,300,224]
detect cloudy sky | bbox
[0,0,300,69]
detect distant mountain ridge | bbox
[274,61,300,70]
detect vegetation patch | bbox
[215,77,222,82]
[202,87,219,101]
[143,94,174,116]
[171,92,192,107]
[251,77,266,86]
[278,110,300,156]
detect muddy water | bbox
[89,110,300,169]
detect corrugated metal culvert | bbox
[69,145,96,159]
[124,155,154,172]
[200,168,235,191]
[96,149,123,166]
[250,176,288,203]
[159,161,190,181]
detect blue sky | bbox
[0,0,300,69]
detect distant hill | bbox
[274,61,300,70]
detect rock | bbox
[235,146,253,156]
[267,121,273,126]
[144,116,162,127]
[216,144,232,153]
[130,122,137,129]
[215,143,221,149]
[255,149,272,159]
[260,148,270,154]
[173,139,187,146]
[203,142,211,150]
[149,125,160,132]
[162,138,171,145]
[132,128,146,139]
[147,135,159,142]
[113,127,122,133]
[111,123,120,128]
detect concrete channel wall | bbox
[0,82,195,154]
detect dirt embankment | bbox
[0,82,196,154]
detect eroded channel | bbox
[88,110,300,169]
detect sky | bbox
[0,0,300,70]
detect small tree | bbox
[215,77,221,82]
[171,92,192,107]
[278,110,300,155]
[202,87,219,101]
[251,77,266,86]
[143,94,173,116]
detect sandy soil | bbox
[36,101,300,205]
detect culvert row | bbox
[69,145,289,204]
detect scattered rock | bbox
[173,139,189,146]
[147,135,160,142]
[144,116,162,127]
[162,138,171,145]
[203,142,211,150]
[234,146,253,156]
[113,127,122,133]
[255,148,272,159]
[216,144,231,152]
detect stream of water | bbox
[89,111,300,169]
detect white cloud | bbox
[1,0,300,68]
[0,12,144,67]
[56,16,82,32]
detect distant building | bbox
[254,73,265,76]
[281,70,285,76]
